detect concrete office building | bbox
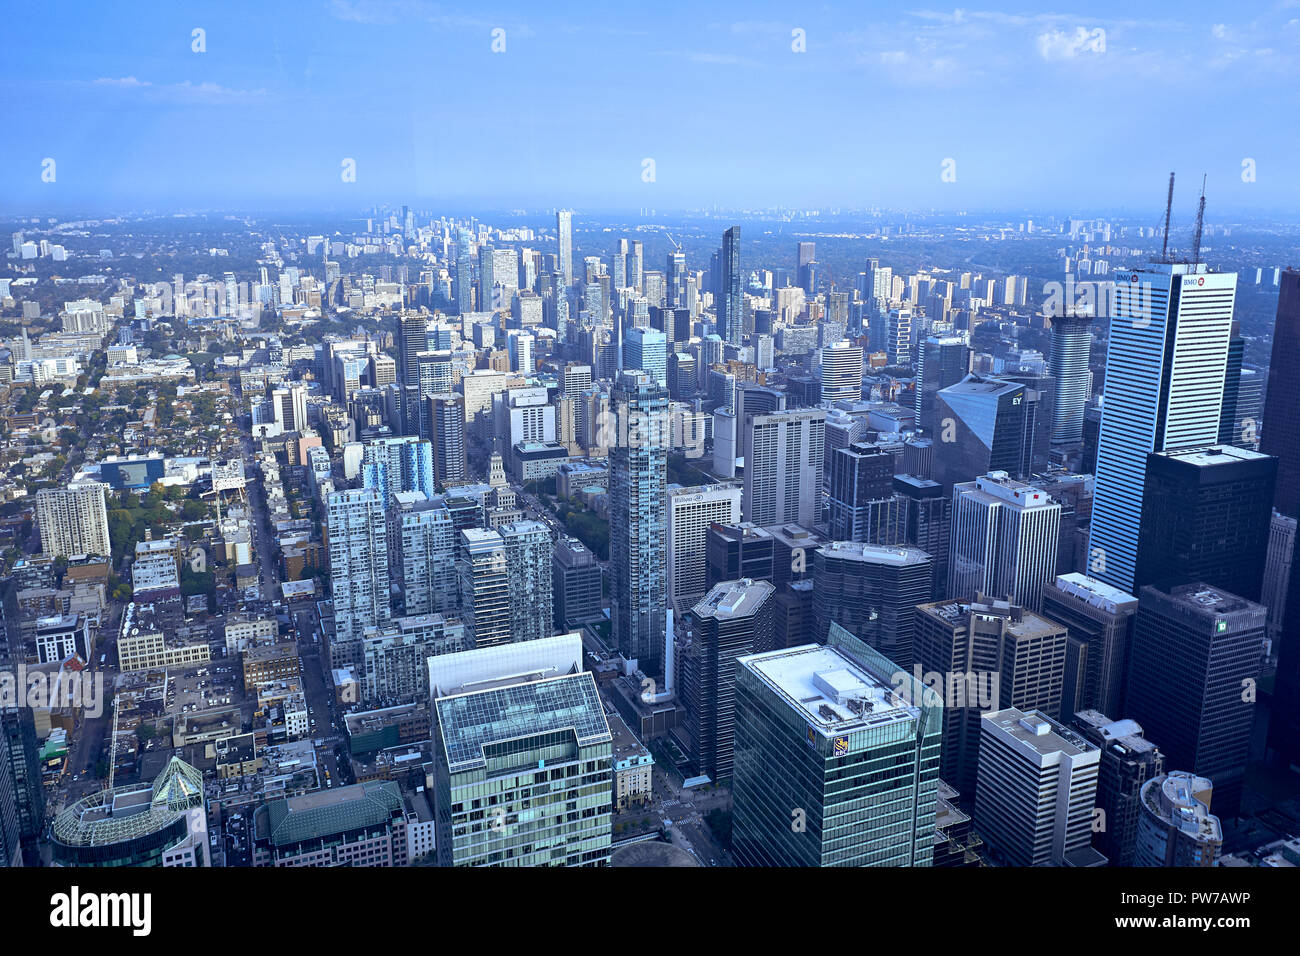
[975,708,1105,867]
[1073,710,1164,868]
[913,597,1068,797]
[667,483,742,614]
[741,408,826,528]
[819,340,863,403]
[553,536,602,630]
[1133,771,1223,867]
[1041,573,1138,720]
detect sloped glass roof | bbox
[436,672,610,773]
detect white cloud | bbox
[1036,27,1105,60]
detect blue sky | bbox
[4,1,1300,214]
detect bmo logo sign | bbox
[1182,276,1206,288]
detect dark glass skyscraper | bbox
[610,371,670,674]
[1261,269,1300,516]
[1125,582,1265,819]
[1262,270,1300,771]
[1048,313,1092,445]
[1135,445,1276,602]
[719,226,742,346]
[812,542,932,669]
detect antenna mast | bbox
[1191,175,1207,267]
[1160,172,1175,262]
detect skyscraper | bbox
[1072,710,1164,868]
[1261,269,1300,514]
[887,308,913,366]
[1048,313,1093,445]
[667,249,688,308]
[666,483,742,613]
[35,481,111,558]
[623,326,668,387]
[1089,262,1238,593]
[819,340,863,403]
[676,578,776,782]
[812,542,932,669]
[741,408,826,528]
[398,313,427,388]
[609,371,670,673]
[396,492,457,617]
[1125,582,1265,819]
[458,528,511,648]
[425,393,468,486]
[913,597,1068,795]
[556,209,573,288]
[719,226,742,346]
[499,520,554,645]
[1041,573,1138,720]
[553,535,602,630]
[932,374,1038,492]
[948,472,1060,611]
[327,488,391,645]
[1135,445,1276,602]
[455,227,474,313]
[974,708,1104,867]
[827,441,901,544]
[915,334,972,436]
[430,634,613,867]
[731,625,941,867]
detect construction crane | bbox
[1160,171,1176,262]
[1191,175,1208,267]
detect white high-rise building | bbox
[327,488,391,644]
[35,481,111,558]
[556,209,573,288]
[819,340,864,403]
[271,384,309,434]
[975,708,1103,867]
[1089,262,1237,591]
[949,472,1060,611]
[741,409,826,528]
[667,483,742,612]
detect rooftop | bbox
[983,708,1097,759]
[691,578,775,621]
[739,642,920,739]
[435,671,611,773]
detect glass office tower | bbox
[732,624,942,866]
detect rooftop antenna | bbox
[1160,172,1176,262]
[1191,175,1207,267]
